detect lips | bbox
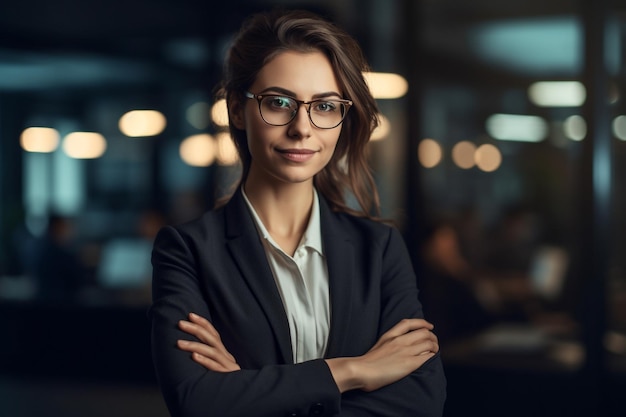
[277,148,317,162]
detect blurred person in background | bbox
[419,204,574,346]
[419,216,494,345]
[150,9,446,417]
[32,214,85,303]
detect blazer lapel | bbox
[223,190,293,364]
[319,198,356,357]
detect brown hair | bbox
[219,9,381,219]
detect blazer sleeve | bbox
[339,227,447,417]
[149,225,342,417]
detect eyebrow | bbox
[257,86,343,100]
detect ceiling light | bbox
[20,127,60,153]
[119,110,166,137]
[362,72,408,99]
[528,81,586,107]
[486,113,548,142]
[62,132,107,159]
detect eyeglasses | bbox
[244,91,352,129]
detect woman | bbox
[150,9,446,417]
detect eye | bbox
[314,101,338,113]
[266,96,294,110]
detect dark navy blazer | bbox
[150,189,446,417]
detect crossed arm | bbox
[152,222,446,416]
[177,312,439,394]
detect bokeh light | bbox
[418,138,443,168]
[62,132,107,159]
[563,115,586,141]
[215,132,239,165]
[186,102,211,130]
[528,81,586,107]
[475,143,502,172]
[486,113,548,142]
[179,134,216,167]
[362,72,408,99]
[211,99,229,127]
[370,114,390,141]
[612,115,626,141]
[20,127,60,153]
[119,110,167,137]
[452,141,476,169]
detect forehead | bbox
[252,50,341,96]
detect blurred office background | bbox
[0,0,625,415]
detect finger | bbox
[177,339,219,357]
[177,340,238,370]
[401,327,439,355]
[191,351,240,373]
[398,327,440,350]
[188,313,220,338]
[373,319,434,349]
[396,318,435,332]
[372,326,439,355]
[178,321,235,360]
[412,339,439,356]
[385,319,434,338]
[185,313,230,352]
[178,320,222,347]
[178,319,238,362]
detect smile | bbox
[277,148,317,162]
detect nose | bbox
[287,103,312,139]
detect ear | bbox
[228,99,246,130]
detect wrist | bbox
[325,357,363,393]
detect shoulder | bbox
[323,208,403,249]
[162,189,252,244]
[176,206,227,236]
[317,194,392,234]
[329,209,391,233]
[154,204,229,251]
[169,202,224,231]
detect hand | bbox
[177,312,241,372]
[326,319,438,393]
[358,318,438,391]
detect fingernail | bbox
[189,312,198,319]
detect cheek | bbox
[324,131,341,154]
[318,135,341,167]
[245,122,280,159]
[243,108,262,135]
[244,115,268,145]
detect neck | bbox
[244,178,314,249]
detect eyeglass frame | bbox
[244,91,353,129]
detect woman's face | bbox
[233,50,343,188]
